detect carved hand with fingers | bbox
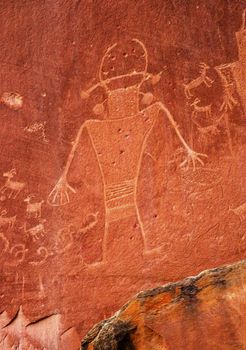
[157,102,208,171]
[179,148,208,171]
[47,175,76,206]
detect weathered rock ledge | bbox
[82,259,246,350]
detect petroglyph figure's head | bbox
[80,38,162,119]
[80,38,149,100]
[99,38,148,90]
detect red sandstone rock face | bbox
[82,260,246,350]
[0,1,246,348]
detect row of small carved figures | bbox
[184,62,239,133]
[0,168,45,241]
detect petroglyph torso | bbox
[86,103,159,186]
[86,103,159,220]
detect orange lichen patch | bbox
[82,259,246,350]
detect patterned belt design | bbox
[105,179,135,202]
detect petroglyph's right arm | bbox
[156,102,207,170]
[47,122,88,206]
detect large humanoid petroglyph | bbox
[47,39,207,258]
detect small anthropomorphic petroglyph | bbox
[24,121,48,143]
[184,63,214,99]
[215,64,238,113]
[0,169,25,199]
[0,92,23,110]
[189,98,220,148]
[24,195,44,218]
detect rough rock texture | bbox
[0,1,246,348]
[82,259,246,350]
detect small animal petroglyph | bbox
[78,212,99,234]
[6,244,27,266]
[0,92,23,110]
[229,202,246,221]
[24,219,46,241]
[0,209,16,230]
[191,98,212,120]
[29,246,49,265]
[0,169,25,199]
[24,121,48,143]
[190,98,219,136]
[24,195,44,218]
[184,63,214,99]
[55,225,76,253]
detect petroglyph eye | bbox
[93,103,105,115]
[151,74,162,85]
[141,92,154,105]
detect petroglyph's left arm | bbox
[47,122,89,206]
[156,102,207,170]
